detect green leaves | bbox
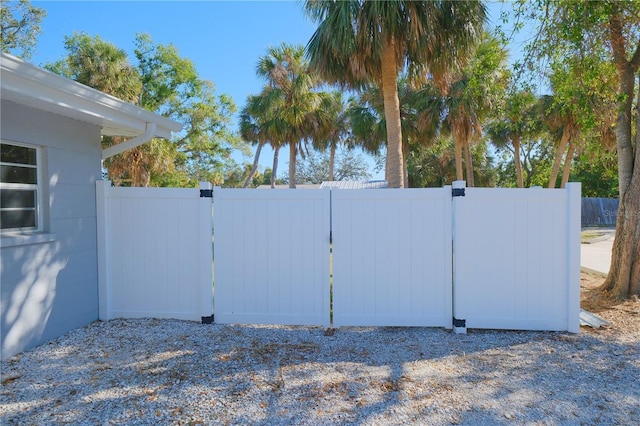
[0,0,46,59]
[47,32,243,187]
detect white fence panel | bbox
[452,182,580,332]
[97,181,213,321]
[331,188,453,327]
[213,189,330,326]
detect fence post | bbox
[199,182,214,320]
[567,182,581,333]
[96,180,111,321]
[451,180,467,334]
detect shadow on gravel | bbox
[1,320,638,425]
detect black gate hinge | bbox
[201,314,214,324]
[452,188,465,197]
[200,189,213,198]
[453,317,466,328]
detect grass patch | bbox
[581,231,607,244]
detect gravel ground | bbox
[1,273,638,425]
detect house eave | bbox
[0,52,182,142]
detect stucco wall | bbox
[1,100,102,359]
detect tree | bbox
[0,0,46,59]
[239,90,287,188]
[47,32,243,187]
[349,79,432,187]
[514,0,640,297]
[239,95,266,188]
[294,148,371,184]
[494,133,555,189]
[134,34,245,186]
[570,146,619,198]
[256,43,322,188]
[311,91,350,181]
[407,136,496,188]
[45,32,141,103]
[304,0,486,188]
[435,33,510,186]
[486,90,540,188]
[543,56,617,189]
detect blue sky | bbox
[30,1,516,178]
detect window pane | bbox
[0,210,36,230]
[1,189,36,208]
[1,144,37,165]
[1,165,37,184]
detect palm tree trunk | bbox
[271,146,280,189]
[454,131,464,181]
[402,140,409,188]
[380,37,404,188]
[328,141,336,181]
[243,142,264,188]
[548,130,569,188]
[601,51,640,298]
[513,135,524,188]
[464,141,475,187]
[288,141,297,189]
[560,139,575,188]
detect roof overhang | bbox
[0,52,182,145]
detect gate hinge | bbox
[200,189,213,198]
[452,188,465,197]
[201,314,214,324]
[453,317,466,328]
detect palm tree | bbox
[304,0,485,188]
[486,90,540,188]
[349,79,437,187]
[540,95,581,188]
[256,43,321,188]
[407,136,495,188]
[434,33,509,186]
[311,91,350,181]
[239,92,279,188]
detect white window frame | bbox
[1,140,43,234]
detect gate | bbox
[96,181,213,321]
[452,182,581,332]
[331,188,452,327]
[213,189,330,326]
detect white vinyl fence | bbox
[331,188,452,327]
[96,181,581,333]
[453,182,581,332]
[213,189,330,326]
[96,181,213,321]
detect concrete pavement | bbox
[580,228,614,276]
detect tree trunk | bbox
[454,132,464,181]
[560,139,575,188]
[288,141,297,189]
[243,142,264,188]
[513,135,524,188]
[380,37,404,188]
[271,146,280,189]
[328,141,336,181]
[464,141,474,187]
[402,140,409,188]
[548,129,569,188]
[601,48,640,298]
[602,173,640,298]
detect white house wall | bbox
[1,100,102,359]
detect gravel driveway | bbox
[1,275,638,425]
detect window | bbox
[1,142,40,232]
